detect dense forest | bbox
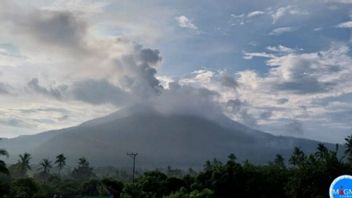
[1,136,352,198]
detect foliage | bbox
[55,153,66,176]
[0,148,9,175]
[0,141,10,196]
[10,153,32,178]
[2,136,352,197]
[10,178,39,198]
[72,157,96,180]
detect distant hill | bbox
[0,105,337,168]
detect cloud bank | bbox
[0,0,352,144]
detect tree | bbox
[315,143,328,161]
[40,159,52,175]
[10,178,39,198]
[55,153,66,176]
[140,171,168,197]
[72,157,95,180]
[101,178,124,198]
[289,147,306,167]
[80,179,103,196]
[0,146,9,175]
[166,188,215,198]
[78,158,89,167]
[17,152,31,177]
[345,135,352,164]
[272,154,286,169]
[228,153,236,162]
[0,141,10,196]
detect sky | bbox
[0,0,352,143]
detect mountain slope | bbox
[0,106,333,168]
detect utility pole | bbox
[127,152,138,183]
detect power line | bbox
[127,152,138,183]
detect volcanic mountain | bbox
[0,105,332,168]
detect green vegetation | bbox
[0,136,352,197]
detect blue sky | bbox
[0,0,352,143]
[144,1,348,73]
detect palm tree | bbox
[55,153,66,176]
[0,139,9,175]
[273,154,286,169]
[40,159,52,175]
[18,152,31,177]
[289,147,306,167]
[78,157,89,167]
[345,135,352,164]
[315,143,328,161]
[72,157,95,180]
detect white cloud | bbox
[176,44,352,142]
[230,14,246,25]
[243,52,276,60]
[175,16,198,31]
[0,48,26,67]
[230,10,266,26]
[0,0,351,144]
[266,45,298,53]
[0,0,166,136]
[324,0,352,4]
[337,21,352,28]
[269,27,296,35]
[270,6,308,24]
[240,44,352,141]
[247,11,265,18]
[45,0,109,14]
[231,6,308,26]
